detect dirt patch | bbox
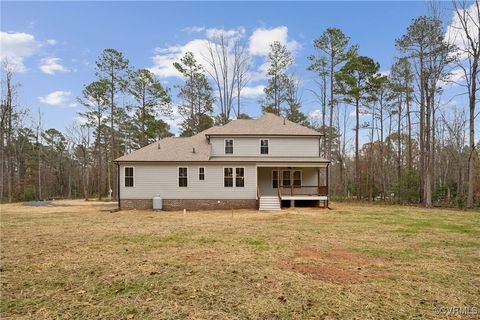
[279,247,386,284]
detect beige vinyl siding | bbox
[257,167,319,196]
[210,137,319,157]
[120,163,256,200]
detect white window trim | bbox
[223,166,234,188]
[124,166,135,188]
[235,167,245,188]
[198,167,205,181]
[259,139,269,155]
[177,166,189,187]
[224,138,234,155]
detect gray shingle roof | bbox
[205,113,322,136]
[115,113,327,162]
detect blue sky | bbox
[0,1,472,140]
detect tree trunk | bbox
[355,97,360,199]
[419,53,425,204]
[467,57,478,208]
[328,53,334,159]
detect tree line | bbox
[1,1,478,208]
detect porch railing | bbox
[278,185,328,197]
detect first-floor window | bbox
[178,167,188,187]
[125,167,134,187]
[224,168,233,187]
[236,168,245,187]
[272,170,279,188]
[199,167,205,181]
[293,170,302,187]
[282,170,291,187]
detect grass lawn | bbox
[1,200,479,319]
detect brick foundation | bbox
[120,199,258,211]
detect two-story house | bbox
[114,113,330,211]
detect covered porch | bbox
[256,162,329,210]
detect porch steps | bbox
[259,196,281,211]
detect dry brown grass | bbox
[1,200,479,319]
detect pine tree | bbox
[261,41,293,116]
[173,52,214,136]
[336,55,380,199]
[128,69,172,147]
[95,48,129,200]
[78,80,110,199]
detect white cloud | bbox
[205,27,245,40]
[242,85,265,98]
[150,26,248,78]
[441,67,466,87]
[46,39,57,45]
[39,57,70,75]
[445,3,480,61]
[248,26,300,56]
[380,69,390,77]
[150,39,211,78]
[0,31,41,72]
[38,91,71,106]
[308,109,322,121]
[150,25,300,88]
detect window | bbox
[225,139,234,154]
[236,168,245,187]
[260,139,269,155]
[224,168,233,187]
[198,167,205,181]
[282,170,291,187]
[293,170,302,187]
[272,170,279,188]
[125,167,134,187]
[178,167,188,187]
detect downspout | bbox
[326,162,330,209]
[116,162,120,209]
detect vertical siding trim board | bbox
[116,162,120,208]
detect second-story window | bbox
[225,139,234,154]
[260,139,269,154]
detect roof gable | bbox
[205,113,321,136]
